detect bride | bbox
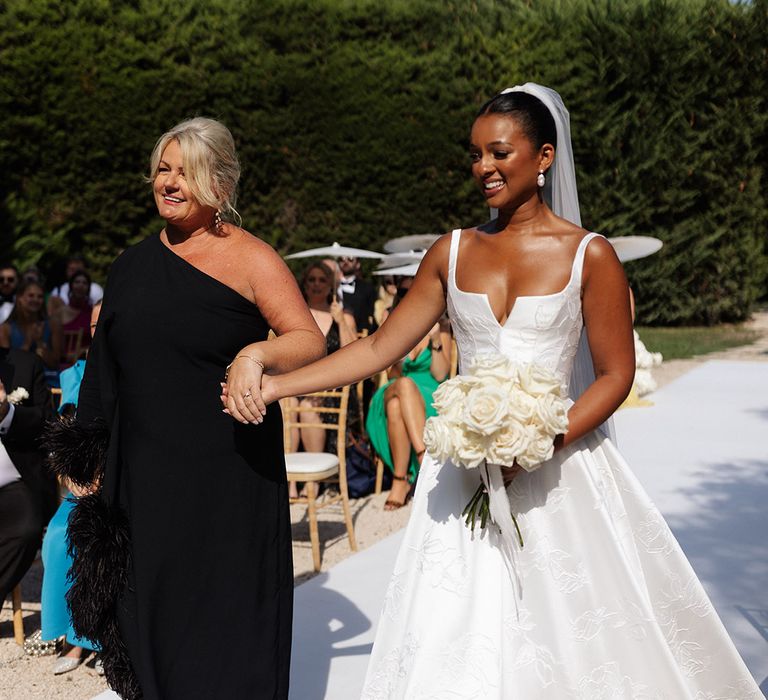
[225,84,761,698]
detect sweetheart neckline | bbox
[448,229,596,327]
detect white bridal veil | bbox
[498,82,616,442]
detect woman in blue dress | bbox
[41,302,100,675]
[0,280,62,375]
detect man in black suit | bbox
[0,347,54,603]
[338,256,377,333]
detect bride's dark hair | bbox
[476,91,557,151]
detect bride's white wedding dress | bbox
[361,230,761,699]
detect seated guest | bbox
[365,277,451,510]
[52,271,93,366]
[0,263,19,324]
[0,346,55,607]
[41,301,102,675]
[286,263,357,499]
[0,280,62,376]
[47,254,103,315]
[373,275,397,327]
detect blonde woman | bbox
[0,280,62,371]
[48,117,324,700]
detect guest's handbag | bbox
[345,431,389,498]
[23,629,59,657]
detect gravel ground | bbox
[2,310,766,699]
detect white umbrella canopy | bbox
[608,236,663,263]
[383,234,440,254]
[376,252,426,269]
[372,262,421,277]
[285,241,385,260]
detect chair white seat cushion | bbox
[284,452,339,475]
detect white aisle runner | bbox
[93,360,768,700]
[289,360,768,699]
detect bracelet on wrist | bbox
[224,354,265,381]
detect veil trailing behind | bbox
[359,84,761,699]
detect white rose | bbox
[7,387,29,405]
[455,430,488,469]
[487,419,529,466]
[507,391,538,423]
[518,364,563,397]
[462,385,509,436]
[534,393,569,436]
[517,426,556,471]
[423,417,456,463]
[431,378,467,421]
[469,354,515,383]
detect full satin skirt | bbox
[361,432,761,699]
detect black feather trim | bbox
[66,494,142,699]
[43,417,109,487]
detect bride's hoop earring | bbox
[537,170,546,188]
[214,209,223,233]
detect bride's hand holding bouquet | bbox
[423,354,569,545]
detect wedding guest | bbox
[339,255,377,332]
[0,263,18,324]
[41,300,102,676]
[365,277,451,509]
[53,270,93,365]
[373,274,397,327]
[46,117,324,700]
[0,280,63,372]
[286,262,356,459]
[320,257,342,301]
[0,345,55,606]
[48,254,103,314]
[21,265,46,287]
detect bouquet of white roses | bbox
[7,387,29,405]
[423,355,569,545]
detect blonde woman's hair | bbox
[149,117,241,225]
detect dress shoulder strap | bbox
[571,232,603,290]
[447,228,462,286]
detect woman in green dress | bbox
[365,277,451,510]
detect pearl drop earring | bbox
[537,170,546,188]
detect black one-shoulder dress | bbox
[66,234,292,699]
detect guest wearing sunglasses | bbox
[0,264,18,324]
[338,255,377,333]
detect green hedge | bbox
[1,0,765,324]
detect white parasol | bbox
[285,242,385,260]
[383,234,440,254]
[372,262,421,277]
[376,252,426,269]
[608,236,663,263]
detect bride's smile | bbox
[469,113,548,209]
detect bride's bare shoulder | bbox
[546,215,588,240]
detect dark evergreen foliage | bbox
[1,0,765,323]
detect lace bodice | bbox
[446,229,601,388]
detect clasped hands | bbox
[220,354,273,424]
